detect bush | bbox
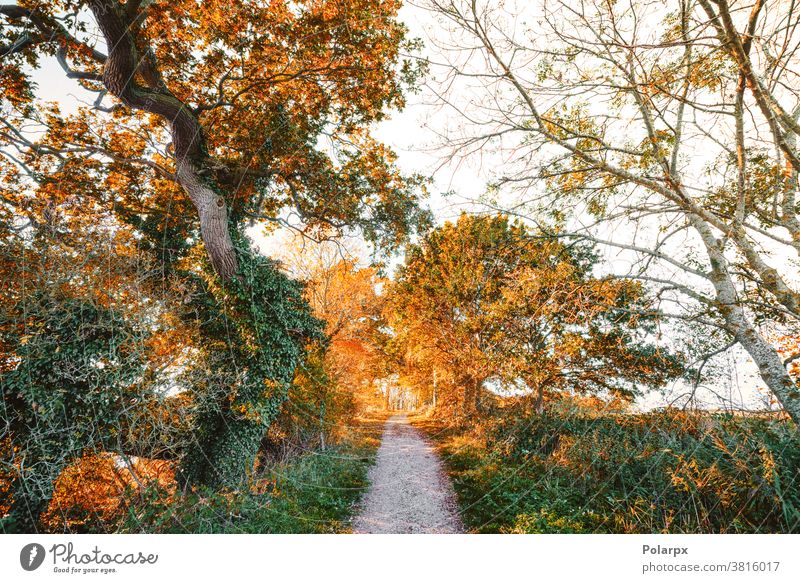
[114,438,374,534]
[427,408,800,533]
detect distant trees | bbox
[423,0,800,423]
[271,236,390,449]
[386,214,682,416]
[296,251,390,413]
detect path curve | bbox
[353,414,463,534]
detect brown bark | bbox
[462,377,474,416]
[533,384,545,415]
[175,162,239,280]
[474,377,485,414]
[461,376,484,416]
[87,0,239,281]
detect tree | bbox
[2,299,145,532]
[1,0,432,523]
[423,0,800,423]
[175,242,323,488]
[386,214,681,416]
[1,0,429,281]
[0,198,152,531]
[0,179,324,528]
[273,234,390,444]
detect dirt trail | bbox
[352,414,463,534]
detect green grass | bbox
[417,406,800,534]
[118,423,382,533]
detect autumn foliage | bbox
[1,0,425,532]
[386,214,683,416]
[1,0,799,536]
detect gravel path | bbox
[352,414,463,534]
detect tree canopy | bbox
[422,0,800,422]
[1,0,430,280]
[0,0,429,532]
[2,0,799,537]
[386,214,683,414]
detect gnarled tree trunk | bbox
[89,0,239,281]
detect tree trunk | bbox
[692,216,800,424]
[319,399,326,451]
[177,414,264,489]
[462,377,474,416]
[731,314,800,422]
[533,384,545,415]
[462,376,484,416]
[474,377,485,414]
[432,369,437,411]
[175,161,239,280]
[89,0,239,281]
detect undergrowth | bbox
[418,405,800,534]
[37,418,384,534]
[121,444,374,533]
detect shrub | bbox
[429,408,800,533]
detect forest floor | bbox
[352,414,463,533]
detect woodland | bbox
[1,0,800,534]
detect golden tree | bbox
[387,214,682,416]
